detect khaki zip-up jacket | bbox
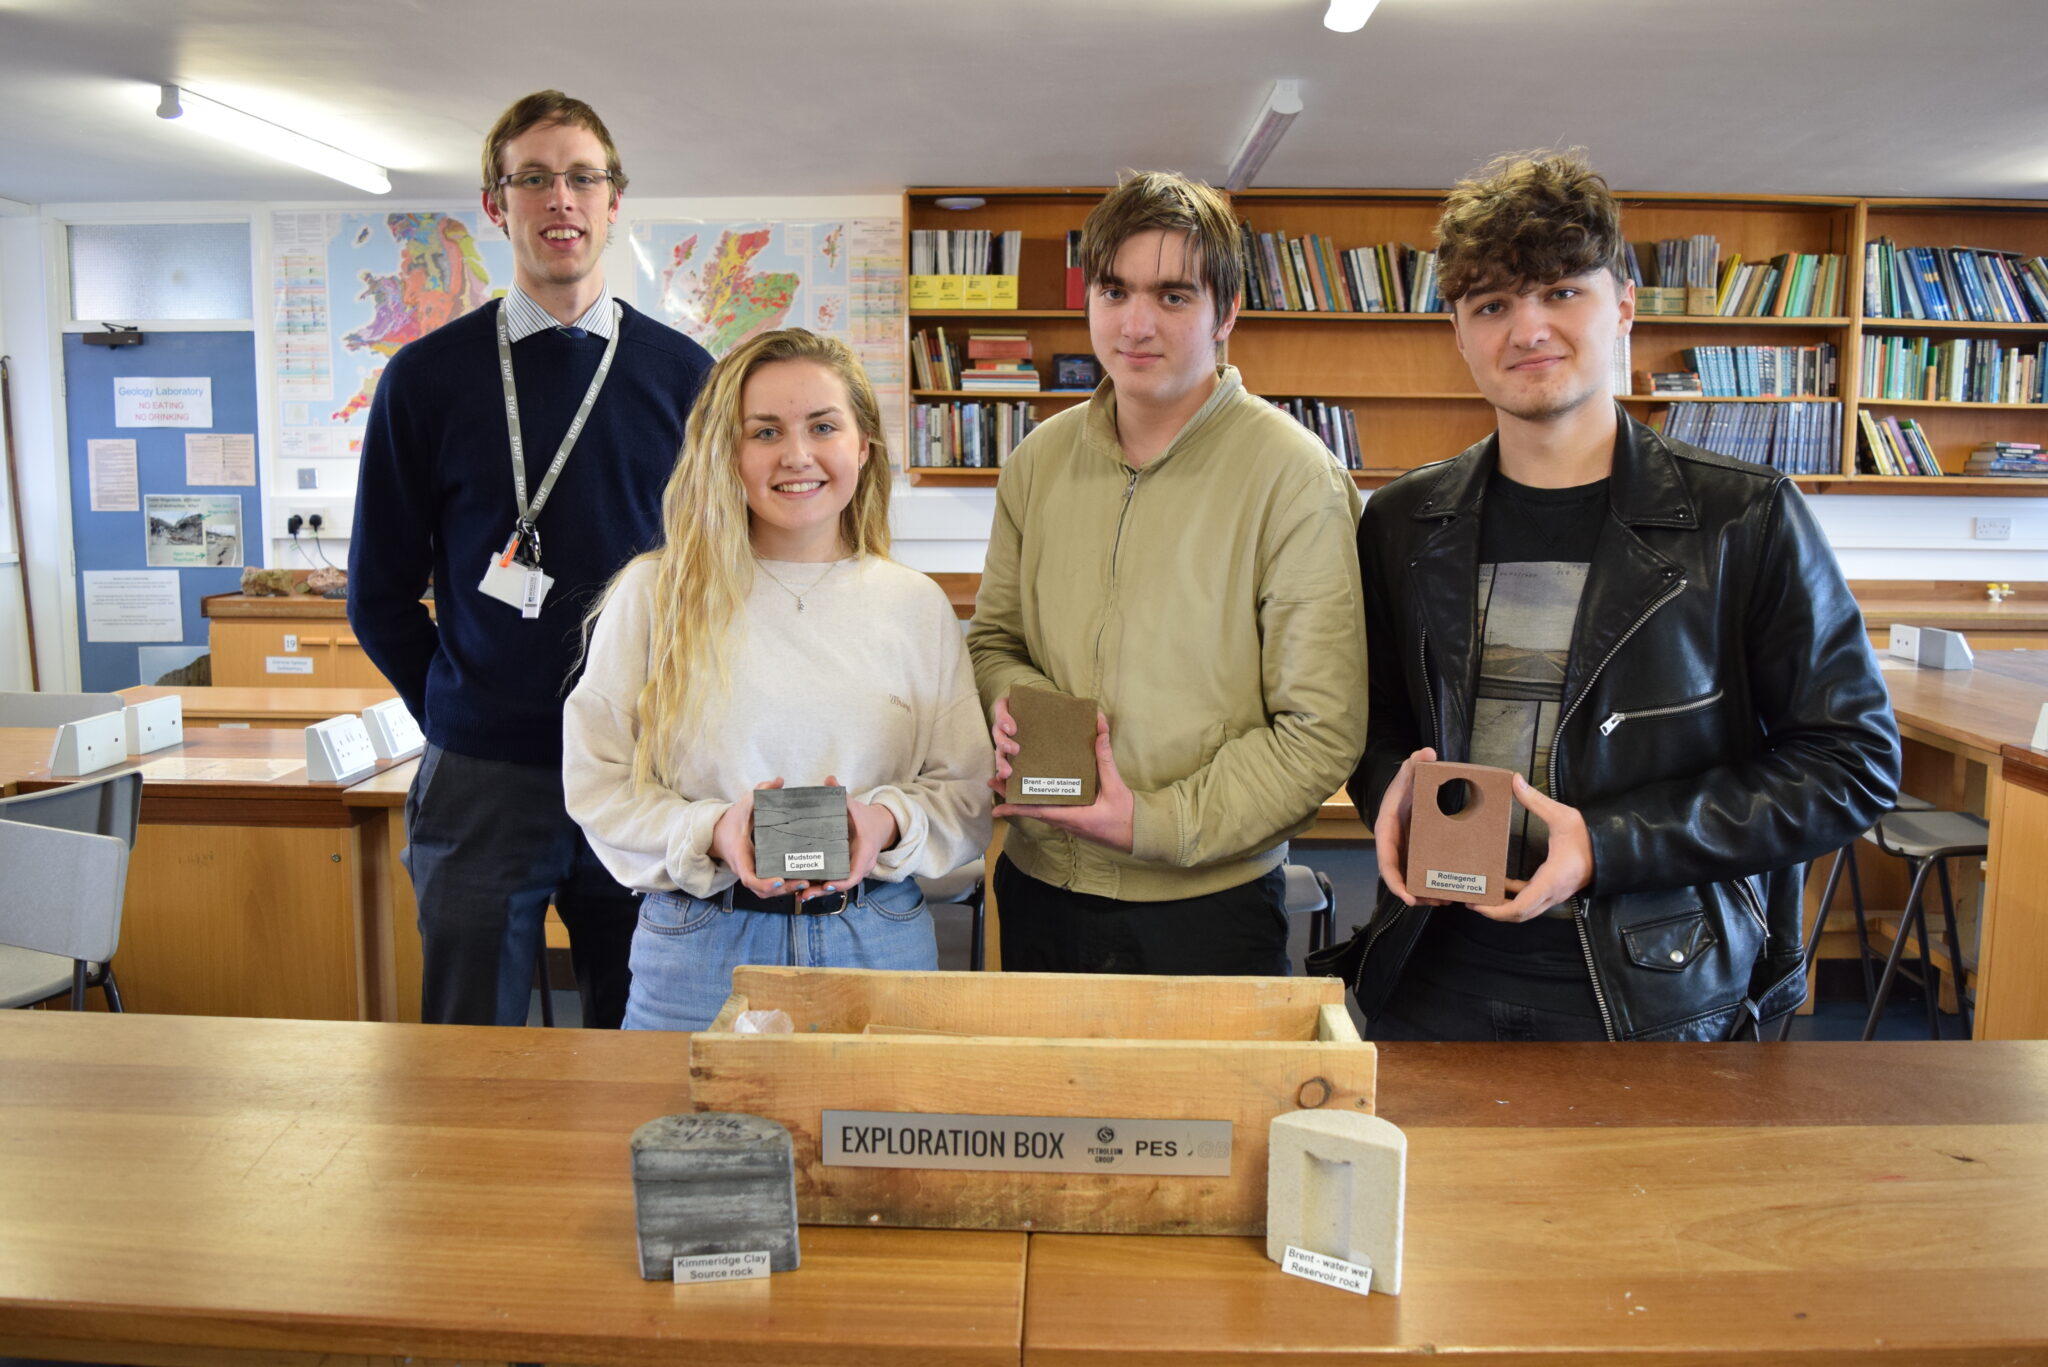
[968,365,1368,900]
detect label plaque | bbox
[822,1110,1231,1176]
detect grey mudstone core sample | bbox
[752,784,850,881]
[631,1112,801,1278]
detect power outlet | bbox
[277,505,351,538]
[1975,517,2013,541]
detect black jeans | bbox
[1369,976,1609,1042]
[994,855,1290,975]
[402,744,638,1027]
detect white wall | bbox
[0,210,77,691]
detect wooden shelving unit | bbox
[900,187,2048,494]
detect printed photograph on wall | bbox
[143,494,243,567]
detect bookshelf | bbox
[900,187,2048,495]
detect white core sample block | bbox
[1266,1109,1406,1295]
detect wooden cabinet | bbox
[903,186,2048,495]
[203,591,415,689]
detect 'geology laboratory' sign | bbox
[115,377,214,428]
[821,1110,1231,1175]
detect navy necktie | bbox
[556,325,587,340]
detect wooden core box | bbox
[688,967,1376,1236]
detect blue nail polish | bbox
[772,880,784,887]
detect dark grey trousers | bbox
[402,744,638,1027]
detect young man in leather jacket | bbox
[1348,151,1900,1041]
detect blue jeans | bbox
[623,878,936,1033]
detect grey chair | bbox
[0,819,131,1009]
[0,691,124,727]
[1776,793,1935,1041]
[1284,863,1336,956]
[918,858,988,971]
[0,770,144,1010]
[0,769,143,849]
[1859,808,1988,1041]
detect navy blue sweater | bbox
[348,299,712,767]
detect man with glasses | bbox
[350,90,712,1027]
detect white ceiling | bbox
[3,0,2045,207]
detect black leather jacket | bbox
[1347,413,1900,1040]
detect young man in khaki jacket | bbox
[968,171,1367,975]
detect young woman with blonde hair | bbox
[564,328,991,1031]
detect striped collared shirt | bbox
[500,285,618,342]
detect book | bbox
[1664,401,1842,475]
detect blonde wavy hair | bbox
[585,328,893,791]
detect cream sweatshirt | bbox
[565,555,993,897]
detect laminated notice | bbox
[674,1250,771,1283]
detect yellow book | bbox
[908,276,940,310]
[1716,253,1743,314]
[935,275,966,308]
[963,275,994,308]
[990,275,1020,309]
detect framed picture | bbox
[1052,354,1102,390]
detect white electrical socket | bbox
[278,505,351,538]
[1975,517,2013,541]
[1888,624,1922,661]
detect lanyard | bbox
[495,299,623,561]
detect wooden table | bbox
[0,725,56,795]
[342,759,426,1022]
[1852,579,2048,651]
[1,1015,2042,1366]
[0,1012,1026,1367]
[1025,1040,2048,1364]
[12,726,412,1020]
[1862,651,2048,1036]
[118,683,397,728]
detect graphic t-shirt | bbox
[1411,471,1607,1017]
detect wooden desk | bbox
[0,1013,1028,1367]
[3,1018,2040,1367]
[14,727,410,1020]
[1864,652,2048,1036]
[0,726,55,795]
[343,760,425,1022]
[1025,1041,2048,1364]
[1852,579,2048,651]
[119,683,396,728]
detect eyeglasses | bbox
[496,167,615,197]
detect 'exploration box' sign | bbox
[822,1110,1231,1176]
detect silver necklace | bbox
[757,558,838,612]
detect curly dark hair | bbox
[1434,150,1624,304]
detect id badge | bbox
[479,555,553,617]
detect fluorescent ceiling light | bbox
[1325,0,1381,32]
[155,84,390,195]
[1225,80,1303,193]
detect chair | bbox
[1859,809,1988,1041]
[0,771,144,1011]
[1775,794,1932,1041]
[0,820,131,1010]
[0,691,124,727]
[1283,863,1336,957]
[918,859,988,971]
